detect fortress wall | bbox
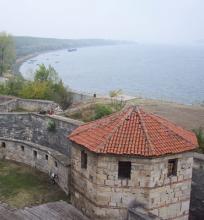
[0,113,82,155]
[0,97,61,112]
[17,99,60,111]
[0,138,70,194]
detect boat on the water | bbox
[68,48,77,52]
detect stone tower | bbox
[69,106,197,220]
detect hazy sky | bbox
[1,0,204,44]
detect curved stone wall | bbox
[0,98,61,112]
[0,137,70,194]
[0,113,82,155]
[0,112,82,195]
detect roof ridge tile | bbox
[96,107,133,152]
[137,107,156,156]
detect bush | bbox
[0,75,25,96]
[47,119,56,132]
[94,104,113,120]
[51,80,73,110]
[193,127,204,153]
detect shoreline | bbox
[16,49,204,109]
[14,53,39,74]
[14,48,67,74]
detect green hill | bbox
[14,36,122,58]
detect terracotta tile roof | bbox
[69,106,198,157]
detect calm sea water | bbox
[20,44,204,104]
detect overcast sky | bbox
[1,0,204,44]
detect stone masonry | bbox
[69,106,197,220]
[0,103,198,220]
[0,113,82,155]
[0,138,70,194]
[71,143,193,220]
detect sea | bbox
[20,44,204,104]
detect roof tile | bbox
[69,106,198,157]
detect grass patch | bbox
[0,160,68,208]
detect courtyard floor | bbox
[0,160,68,208]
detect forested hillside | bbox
[14,36,121,58]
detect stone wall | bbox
[70,91,92,104]
[71,144,98,218]
[128,207,159,220]
[0,98,62,112]
[0,95,14,104]
[71,143,194,220]
[0,113,82,155]
[0,99,18,112]
[0,138,70,194]
[193,152,204,170]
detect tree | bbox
[109,89,122,99]
[0,75,24,96]
[51,80,72,110]
[0,64,73,110]
[34,64,49,81]
[0,32,16,76]
[25,64,72,109]
[109,89,124,109]
[34,64,59,83]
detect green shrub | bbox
[193,127,204,153]
[47,119,56,132]
[94,104,113,120]
[0,64,73,110]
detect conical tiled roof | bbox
[69,106,198,157]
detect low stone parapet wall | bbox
[70,91,92,104]
[0,138,70,194]
[0,95,14,104]
[0,99,18,112]
[0,97,62,112]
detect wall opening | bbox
[1,142,6,148]
[168,159,177,177]
[33,150,37,159]
[118,161,131,179]
[55,161,58,167]
[21,145,24,152]
[45,154,48,160]
[81,150,87,169]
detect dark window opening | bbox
[81,151,87,169]
[21,145,24,152]
[118,161,131,179]
[55,161,58,167]
[45,154,48,160]
[33,150,37,159]
[1,142,6,148]
[168,159,177,177]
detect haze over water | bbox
[20,44,204,104]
